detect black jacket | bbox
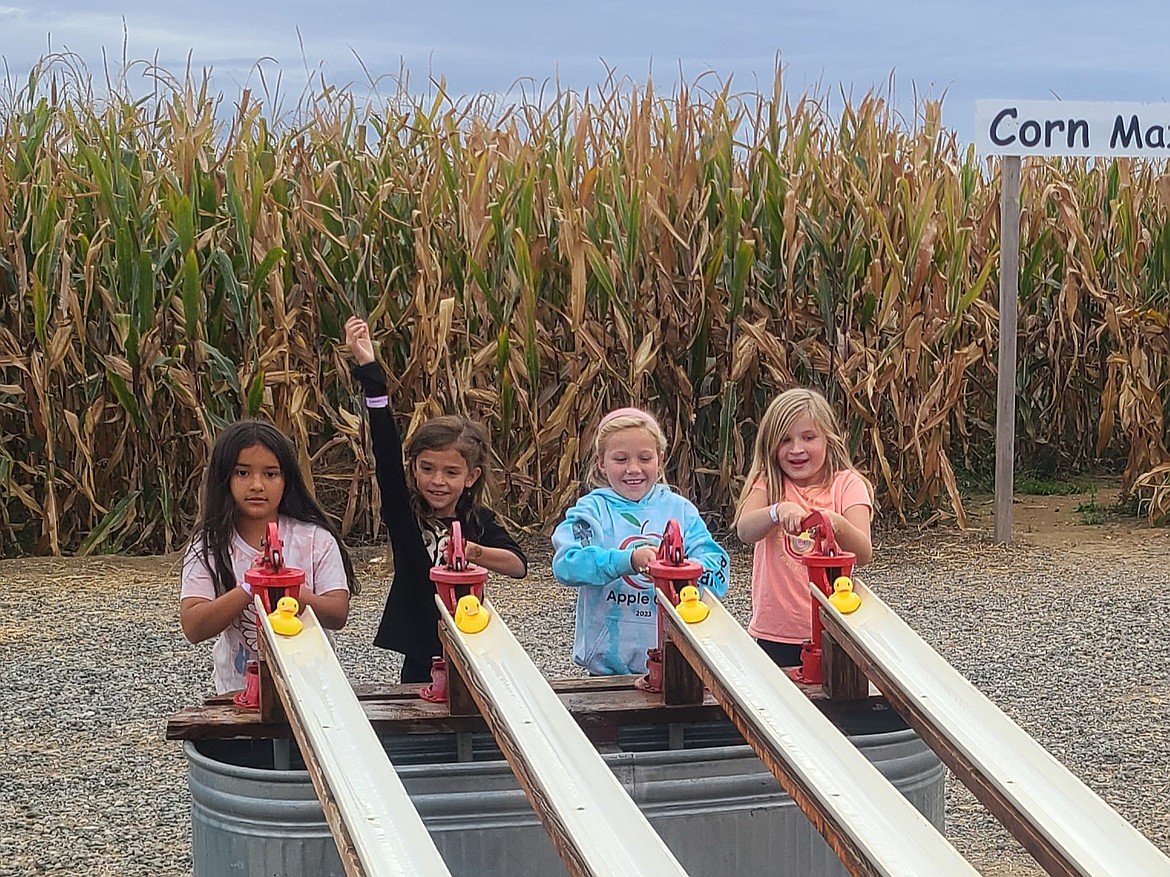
[352,362,526,659]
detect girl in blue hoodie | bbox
[552,407,730,675]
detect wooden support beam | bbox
[821,627,868,701]
[994,154,1022,544]
[661,637,704,706]
[257,658,286,724]
[438,642,478,718]
[168,686,729,741]
[169,676,885,742]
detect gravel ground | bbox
[2,527,1168,876]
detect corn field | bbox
[2,59,1170,556]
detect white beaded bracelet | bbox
[768,503,781,525]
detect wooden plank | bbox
[259,602,454,877]
[659,590,979,877]
[661,637,704,706]
[167,686,727,740]
[200,673,657,707]
[443,650,479,717]
[258,657,286,724]
[994,153,1022,544]
[438,597,690,877]
[815,579,1170,877]
[170,680,873,741]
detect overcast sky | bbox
[4,1,1170,142]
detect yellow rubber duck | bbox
[269,596,303,636]
[455,594,490,633]
[828,576,861,614]
[676,585,710,624]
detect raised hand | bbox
[344,315,375,365]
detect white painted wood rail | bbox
[813,579,1170,877]
[259,602,452,877]
[659,591,980,877]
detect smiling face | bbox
[776,413,829,488]
[412,447,481,518]
[230,443,285,525]
[598,426,661,502]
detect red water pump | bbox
[422,521,488,703]
[784,510,855,686]
[637,519,704,693]
[235,521,305,710]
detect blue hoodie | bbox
[551,484,730,675]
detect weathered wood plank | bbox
[662,637,704,706]
[168,686,728,740]
[821,627,869,701]
[443,651,479,717]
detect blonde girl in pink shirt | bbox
[734,389,873,669]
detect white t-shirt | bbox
[180,516,349,693]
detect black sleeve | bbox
[469,507,528,576]
[351,360,389,397]
[352,362,417,551]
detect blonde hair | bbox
[586,408,668,490]
[733,388,864,523]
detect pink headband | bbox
[598,407,661,434]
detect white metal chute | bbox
[658,590,980,877]
[437,595,692,877]
[813,579,1170,877]
[259,603,453,877]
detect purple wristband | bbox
[366,395,389,409]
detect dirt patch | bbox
[962,478,1168,559]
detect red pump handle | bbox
[443,521,467,571]
[263,521,284,571]
[801,510,838,556]
[782,509,841,563]
[657,519,685,566]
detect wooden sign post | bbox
[975,99,1170,543]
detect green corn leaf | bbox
[107,371,143,428]
[77,491,140,556]
[181,248,201,342]
[246,370,266,415]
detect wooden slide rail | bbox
[436,595,691,877]
[812,579,1170,877]
[258,601,453,877]
[657,590,980,877]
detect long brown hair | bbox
[404,415,495,521]
[191,419,358,596]
[733,389,866,523]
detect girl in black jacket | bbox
[344,316,527,683]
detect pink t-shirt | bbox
[180,516,349,693]
[747,469,872,644]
